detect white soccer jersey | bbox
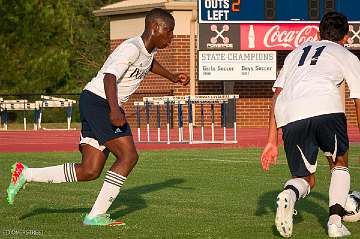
[84,36,157,104]
[273,40,360,128]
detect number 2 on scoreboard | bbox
[232,0,240,12]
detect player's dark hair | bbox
[319,11,349,42]
[145,8,174,27]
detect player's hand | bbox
[260,142,278,171]
[109,108,126,127]
[173,73,190,86]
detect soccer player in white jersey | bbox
[260,12,360,237]
[7,8,189,226]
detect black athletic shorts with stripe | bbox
[79,90,132,155]
[282,113,348,177]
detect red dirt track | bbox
[1,128,360,153]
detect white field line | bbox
[174,157,360,170]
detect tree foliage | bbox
[0,0,115,94]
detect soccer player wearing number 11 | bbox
[261,12,360,238]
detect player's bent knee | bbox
[131,152,139,163]
[115,152,138,168]
[84,170,102,180]
[126,153,139,167]
[76,166,102,181]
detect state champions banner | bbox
[198,51,276,81]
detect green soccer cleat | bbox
[83,214,125,226]
[7,162,28,205]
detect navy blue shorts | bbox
[282,113,348,177]
[79,90,132,154]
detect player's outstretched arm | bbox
[260,88,282,171]
[150,59,189,86]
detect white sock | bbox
[284,178,310,201]
[329,166,350,207]
[328,166,350,226]
[328,214,342,226]
[88,171,126,218]
[24,163,77,183]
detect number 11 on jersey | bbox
[298,45,327,66]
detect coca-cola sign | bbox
[240,23,319,50]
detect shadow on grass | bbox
[256,190,329,237]
[19,178,187,220]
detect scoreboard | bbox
[198,0,360,81]
[199,0,360,23]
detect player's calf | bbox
[75,165,102,181]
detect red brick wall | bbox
[345,83,357,127]
[111,37,360,129]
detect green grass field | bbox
[1,147,360,238]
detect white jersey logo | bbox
[297,145,318,174]
[115,128,122,133]
[324,134,338,162]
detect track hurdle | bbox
[41,95,76,103]
[37,95,77,130]
[134,101,143,142]
[1,100,38,130]
[135,95,239,144]
[141,96,188,144]
[185,95,239,144]
[137,98,173,144]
